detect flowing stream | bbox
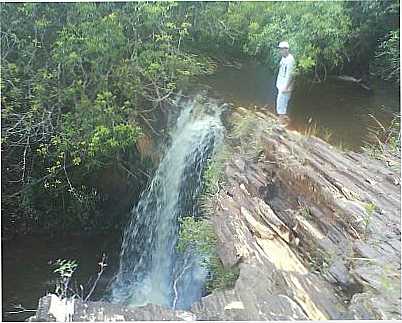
[110,96,224,310]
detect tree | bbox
[1,2,214,235]
[372,30,400,84]
[343,0,400,81]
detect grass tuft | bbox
[362,113,401,166]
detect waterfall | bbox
[111,95,224,310]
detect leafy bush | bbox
[242,2,352,79]
[206,256,239,292]
[372,30,400,84]
[177,217,216,255]
[1,2,215,234]
[363,113,401,164]
[177,216,239,292]
[53,259,79,298]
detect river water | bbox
[2,234,122,321]
[2,61,400,321]
[204,61,399,150]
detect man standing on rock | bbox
[275,41,295,121]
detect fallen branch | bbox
[117,157,151,180]
[138,113,161,137]
[6,304,37,315]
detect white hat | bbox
[278,41,289,49]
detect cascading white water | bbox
[111,95,224,310]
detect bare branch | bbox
[84,254,108,302]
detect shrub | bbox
[177,216,239,292]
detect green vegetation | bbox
[230,112,260,140]
[301,121,359,152]
[206,257,240,292]
[1,1,399,236]
[202,146,231,196]
[303,121,338,144]
[52,255,107,301]
[1,2,216,235]
[363,114,401,166]
[189,1,399,82]
[363,202,377,239]
[307,247,335,275]
[364,202,377,216]
[177,216,216,255]
[299,206,313,220]
[378,264,400,297]
[345,0,399,84]
[373,30,400,84]
[53,259,78,298]
[229,111,270,160]
[180,142,240,292]
[241,2,352,80]
[198,144,231,219]
[177,216,239,292]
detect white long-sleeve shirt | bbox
[276,53,295,93]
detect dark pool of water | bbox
[204,60,400,150]
[2,234,121,321]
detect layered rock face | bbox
[191,107,401,320]
[30,106,401,321]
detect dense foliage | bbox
[1,2,215,235]
[373,30,400,83]
[228,2,352,79]
[1,1,399,236]
[344,0,399,82]
[185,1,399,81]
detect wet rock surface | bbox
[31,106,401,321]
